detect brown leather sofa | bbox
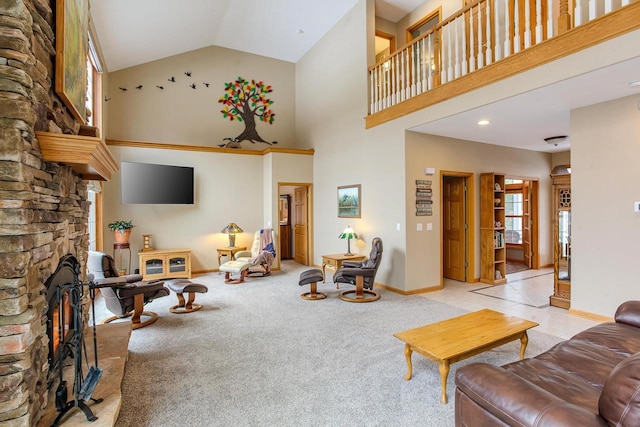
[455,301,640,426]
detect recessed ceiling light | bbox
[477,119,490,126]
[630,80,640,87]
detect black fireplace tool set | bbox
[46,255,105,426]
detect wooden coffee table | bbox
[393,309,538,404]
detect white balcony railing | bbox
[369,0,635,115]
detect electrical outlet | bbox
[427,223,433,231]
[417,223,423,231]
[396,223,401,231]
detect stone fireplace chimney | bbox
[0,1,104,424]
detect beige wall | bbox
[571,94,640,316]
[105,45,295,148]
[297,0,409,288]
[405,133,553,291]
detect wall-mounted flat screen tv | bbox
[121,161,194,204]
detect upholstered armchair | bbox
[87,251,169,329]
[333,237,383,302]
[234,228,276,276]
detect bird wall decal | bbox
[185,72,192,77]
[168,76,176,82]
[118,87,127,91]
[156,85,164,90]
[203,82,210,87]
[190,83,196,89]
[104,97,111,102]
[135,85,143,90]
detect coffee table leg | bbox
[519,331,529,360]
[439,360,450,404]
[403,344,413,380]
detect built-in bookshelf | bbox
[480,173,507,284]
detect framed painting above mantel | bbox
[55,0,89,124]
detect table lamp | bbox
[338,225,358,256]
[221,223,243,247]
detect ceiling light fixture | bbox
[477,119,490,126]
[544,135,568,146]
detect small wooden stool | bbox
[219,261,251,284]
[165,279,208,313]
[298,269,326,300]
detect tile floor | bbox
[420,267,601,339]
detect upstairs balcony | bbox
[366,0,640,129]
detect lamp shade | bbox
[221,223,243,234]
[338,226,357,256]
[338,226,357,240]
[221,223,243,247]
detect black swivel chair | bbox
[87,251,169,329]
[333,237,383,302]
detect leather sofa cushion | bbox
[598,352,640,426]
[615,301,640,328]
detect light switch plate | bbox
[417,223,423,231]
[635,201,640,213]
[427,223,433,231]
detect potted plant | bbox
[108,220,134,244]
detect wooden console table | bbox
[138,248,191,281]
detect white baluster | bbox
[604,0,613,14]
[454,18,461,79]
[575,0,583,27]
[514,0,522,53]
[420,38,427,93]
[411,42,420,96]
[405,49,411,99]
[589,0,597,21]
[470,9,476,72]
[547,0,554,38]
[386,62,391,109]
[477,5,484,69]
[494,0,502,61]
[622,0,631,5]
[524,0,531,48]
[486,1,493,65]
[503,0,511,57]
[447,23,454,82]
[393,53,401,104]
[427,35,433,90]
[369,70,374,113]
[399,51,404,102]
[461,15,468,76]
[535,0,543,43]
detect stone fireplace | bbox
[0,1,117,425]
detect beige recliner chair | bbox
[234,228,276,277]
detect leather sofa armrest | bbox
[455,363,607,426]
[615,301,640,327]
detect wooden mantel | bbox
[36,131,119,181]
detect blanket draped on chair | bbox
[249,228,275,265]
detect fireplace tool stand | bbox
[52,276,103,426]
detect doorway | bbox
[278,183,313,266]
[504,177,539,274]
[441,172,474,283]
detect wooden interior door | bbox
[443,176,466,281]
[522,180,532,268]
[294,186,308,265]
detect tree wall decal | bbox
[218,76,277,147]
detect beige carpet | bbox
[92,261,563,426]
